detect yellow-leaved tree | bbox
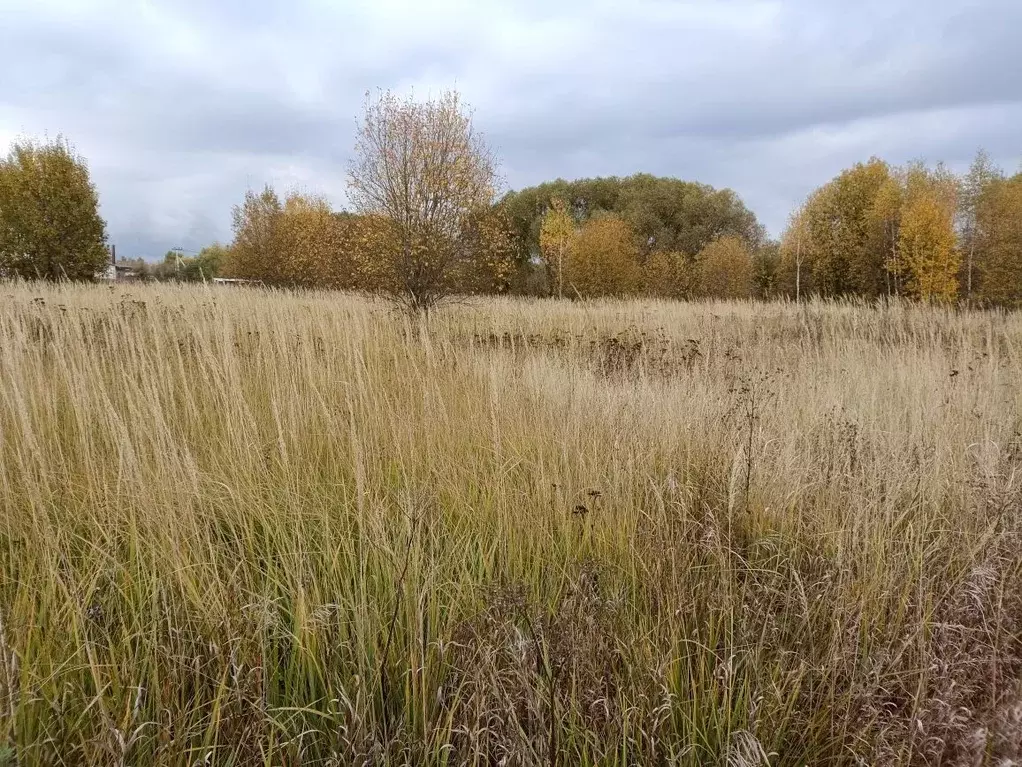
[0,137,108,280]
[868,175,904,295]
[564,214,642,298]
[960,150,1003,299]
[794,159,893,298]
[898,192,959,302]
[696,235,754,299]
[224,187,363,289]
[538,198,577,298]
[347,89,500,314]
[975,176,1022,306]
[451,208,518,294]
[276,194,355,289]
[642,250,690,299]
[224,186,285,283]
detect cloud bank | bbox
[1,0,1019,257]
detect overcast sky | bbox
[2,0,1020,259]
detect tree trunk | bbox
[557,243,564,300]
[967,238,975,300]
[795,235,802,301]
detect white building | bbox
[97,245,138,281]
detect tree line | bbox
[777,153,1022,305]
[221,172,767,304]
[2,90,1020,308]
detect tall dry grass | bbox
[1,282,1021,765]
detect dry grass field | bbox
[1,282,1021,765]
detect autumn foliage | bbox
[344,89,506,312]
[974,175,1022,305]
[219,147,1022,309]
[0,137,108,280]
[642,250,690,299]
[898,195,959,302]
[564,214,642,298]
[775,155,1022,305]
[695,235,754,300]
[5,105,1022,309]
[539,199,576,299]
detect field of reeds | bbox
[1,282,1021,765]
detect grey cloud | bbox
[1,0,1019,256]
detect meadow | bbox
[1,282,1021,765]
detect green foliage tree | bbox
[192,244,227,281]
[154,245,228,282]
[615,173,764,254]
[499,174,763,282]
[0,137,108,280]
[151,252,183,281]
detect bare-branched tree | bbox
[347,89,501,314]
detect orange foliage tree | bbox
[642,250,690,299]
[565,214,642,298]
[696,235,754,299]
[224,186,364,289]
[347,89,501,313]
